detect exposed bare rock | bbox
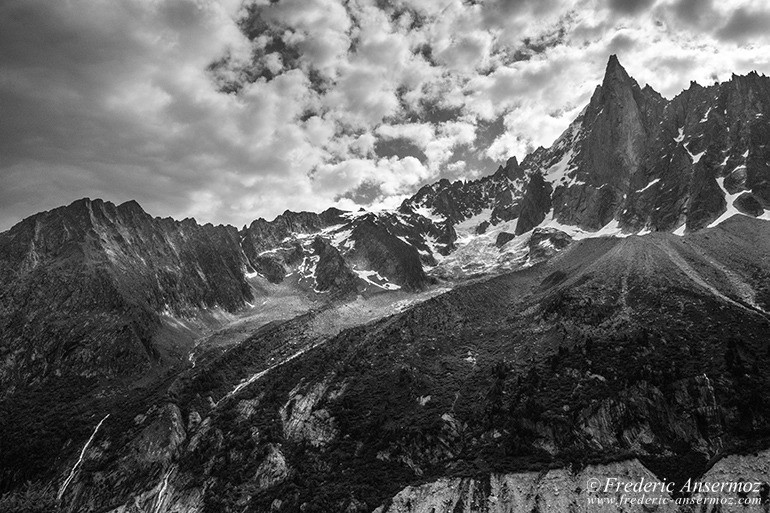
[104,465,205,513]
[241,208,347,255]
[735,192,765,216]
[494,232,515,248]
[374,459,677,513]
[514,172,552,235]
[347,215,430,291]
[0,198,254,394]
[127,404,186,466]
[690,449,770,512]
[400,157,525,226]
[527,228,572,260]
[311,236,358,295]
[254,444,289,490]
[280,379,338,447]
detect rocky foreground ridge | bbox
[14,216,766,513]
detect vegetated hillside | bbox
[49,215,770,512]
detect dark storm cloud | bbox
[716,7,770,43]
[336,180,385,204]
[509,22,570,62]
[606,0,656,15]
[374,138,429,163]
[480,0,560,23]
[667,0,719,29]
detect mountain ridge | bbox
[4,56,770,512]
[4,54,770,396]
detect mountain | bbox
[405,55,770,239]
[0,198,458,394]
[0,198,252,394]
[19,215,770,512]
[3,56,770,512]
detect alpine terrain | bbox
[2,56,770,512]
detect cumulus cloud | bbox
[1,0,769,229]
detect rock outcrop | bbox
[311,237,358,295]
[375,459,678,513]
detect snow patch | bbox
[635,178,660,193]
[691,151,705,164]
[537,212,629,240]
[708,177,770,228]
[354,268,401,290]
[454,208,493,242]
[331,228,354,249]
[431,217,529,277]
[414,206,446,223]
[298,255,319,280]
[545,148,576,185]
[683,142,705,164]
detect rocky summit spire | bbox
[605,54,623,73]
[601,54,636,93]
[547,54,651,228]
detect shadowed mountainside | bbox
[34,215,770,512]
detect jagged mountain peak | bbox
[602,54,632,84]
[592,55,646,110]
[591,55,667,115]
[492,156,523,181]
[398,55,770,259]
[5,197,153,243]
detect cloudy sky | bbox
[2,0,770,230]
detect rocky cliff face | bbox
[0,197,449,499]
[376,448,770,513]
[0,199,454,395]
[401,157,526,226]
[0,198,253,395]
[375,460,679,513]
[375,449,770,513]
